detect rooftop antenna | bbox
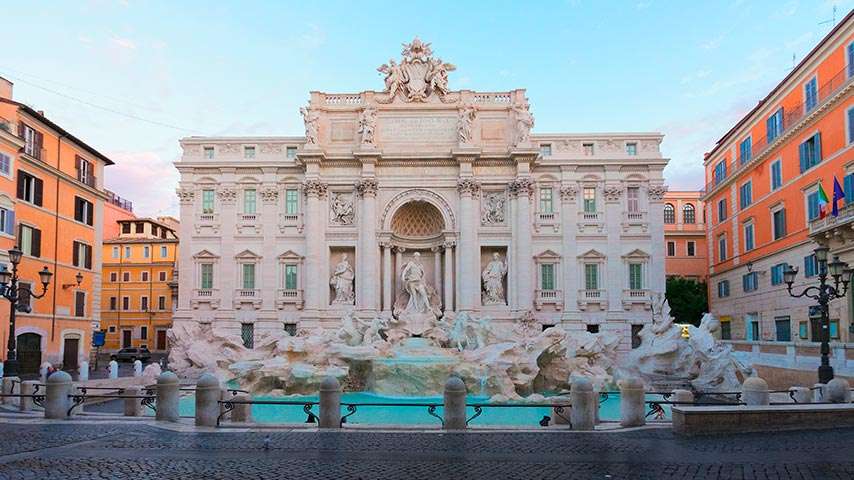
[819,5,838,28]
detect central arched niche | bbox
[390,200,445,239]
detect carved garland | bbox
[355,178,379,197]
[559,184,577,202]
[176,188,195,204]
[302,180,328,198]
[603,184,623,202]
[648,184,669,201]
[217,187,237,204]
[260,186,279,203]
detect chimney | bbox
[0,76,12,101]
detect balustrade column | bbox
[382,243,392,312]
[443,243,454,311]
[512,178,534,310]
[457,179,480,311]
[303,180,327,310]
[357,179,379,311]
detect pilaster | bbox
[510,176,535,311]
[457,178,480,311]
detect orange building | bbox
[701,14,854,343]
[663,191,707,282]
[100,218,178,353]
[0,76,113,375]
[103,190,135,239]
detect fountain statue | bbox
[391,252,442,339]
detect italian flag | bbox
[817,182,830,218]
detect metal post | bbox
[4,269,18,378]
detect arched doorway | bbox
[62,333,81,371]
[16,333,42,376]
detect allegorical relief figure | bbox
[330,193,355,225]
[481,252,508,305]
[358,106,377,145]
[512,103,534,146]
[300,106,320,145]
[481,192,505,224]
[457,105,476,145]
[330,254,355,304]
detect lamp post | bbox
[0,246,53,377]
[783,246,853,384]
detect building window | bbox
[628,263,643,290]
[717,280,730,298]
[284,323,297,336]
[539,144,551,157]
[739,136,752,165]
[241,323,254,349]
[683,204,695,224]
[720,319,731,339]
[242,263,256,289]
[583,143,594,156]
[109,297,117,310]
[539,187,553,214]
[141,271,149,282]
[746,314,760,341]
[75,156,94,187]
[121,222,131,234]
[848,42,854,77]
[244,189,257,214]
[159,271,167,281]
[540,263,555,291]
[687,241,695,257]
[112,246,119,259]
[626,143,637,156]
[631,324,643,348]
[742,272,759,292]
[766,108,784,143]
[152,226,159,237]
[18,224,41,257]
[284,188,299,215]
[286,146,297,159]
[584,264,598,290]
[666,241,675,257]
[158,296,166,310]
[772,207,787,240]
[72,241,92,269]
[664,203,676,224]
[0,152,11,176]
[770,159,783,191]
[714,161,727,184]
[200,264,214,289]
[775,316,791,342]
[586,324,599,334]
[143,246,150,258]
[140,326,148,340]
[160,246,167,257]
[284,264,298,290]
[770,263,788,286]
[583,187,596,213]
[124,246,131,258]
[17,171,43,206]
[804,253,818,277]
[74,291,85,317]
[122,272,130,282]
[244,146,256,158]
[122,296,130,310]
[799,133,822,173]
[718,235,727,262]
[135,222,144,233]
[739,181,752,209]
[203,146,214,159]
[0,207,13,236]
[141,296,149,311]
[202,189,215,214]
[830,319,840,339]
[21,124,43,159]
[743,222,755,251]
[717,198,727,222]
[804,76,817,111]
[110,272,117,282]
[626,187,639,213]
[807,190,822,221]
[845,172,854,203]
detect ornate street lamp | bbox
[0,247,52,377]
[783,248,853,384]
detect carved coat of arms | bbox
[377,37,456,103]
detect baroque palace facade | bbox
[174,39,669,352]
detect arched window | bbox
[664,203,676,224]
[683,203,696,224]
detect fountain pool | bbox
[151,392,672,426]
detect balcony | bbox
[577,211,604,235]
[22,144,47,162]
[237,212,262,234]
[77,173,97,189]
[704,65,853,197]
[577,289,607,311]
[810,204,854,235]
[534,289,563,311]
[276,288,304,310]
[195,213,220,235]
[534,211,559,233]
[622,289,651,310]
[191,288,220,309]
[234,288,262,310]
[621,211,648,234]
[278,212,303,233]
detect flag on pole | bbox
[832,176,845,217]
[817,182,830,218]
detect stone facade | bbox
[172,38,669,352]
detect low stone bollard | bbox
[570,377,596,431]
[79,361,89,382]
[814,383,827,402]
[443,377,467,430]
[672,389,694,405]
[789,386,812,404]
[109,360,119,379]
[1,376,19,406]
[124,386,143,417]
[195,373,221,427]
[45,371,72,419]
[155,371,180,422]
[742,376,770,406]
[133,360,143,377]
[19,381,38,412]
[230,393,252,423]
[318,376,341,429]
[825,378,852,403]
[619,377,645,427]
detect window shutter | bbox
[85,245,92,269]
[17,122,24,138]
[31,228,41,257]
[814,133,822,163]
[781,209,787,236]
[73,241,79,267]
[16,174,24,200]
[17,223,22,246]
[74,198,82,222]
[798,142,806,173]
[87,201,93,226]
[844,174,854,203]
[34,131,43,159]
[5,210,14,235]
[33,177,43,206]
[75,156,82,177]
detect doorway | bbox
[122,329,132,348]
[156,329,167,351]
[62,337,79,371]
[16,333,42,376]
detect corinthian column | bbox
[443,241,455,311]
[511,177,534,310]
[356,178,379,311]
[457,178,480,311]
[302,179,327,310]
[382,242,392,312]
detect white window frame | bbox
[743,220,755,252]
[686,240,696,257]
[0,151,13,179]
[718,234,728,262]
[770,158,783,191]
[846,105,854,145]
[112,246,119,259]
[771,203,786,240]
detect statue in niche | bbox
[392,252,442,337]
[358,106,377,145]
[481,252,508,305]
[300,107,320,145]
[330,254,355,304]
[330,193,355,225]
[401,252,431,314]
[481,193,505,224]
[457,105,476,145]
[512,103,534,146]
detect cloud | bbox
[110,36,136,50]
[700,32,726,51]
[104,150,179,217]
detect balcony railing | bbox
[536,211,557,223]
[704,65,853,195]
[236,288,259,298]
[276,288,304,310]
[105,190,133,212]
[809,204,854,234]
[198,213,218,223]
[78,174,97,188]
[23,145,47,161]
[195,288,215,297]
[238,213,260,223]
[579,289,604,299]
[579,211,600,222]
[534,289,563,311]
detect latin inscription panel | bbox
[379,116,456,143]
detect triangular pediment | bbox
[577,249,606,260]
[193,249,219,259]
[622,248,650,259]
[534,249,562,260]
[278,250,304,260]
[235,249,261,259]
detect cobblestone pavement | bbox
[0,423,852,479]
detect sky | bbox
[1,0,851,217]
